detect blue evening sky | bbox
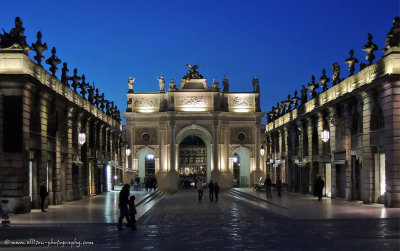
[1,0,398,123]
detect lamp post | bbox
[125,145,131,170]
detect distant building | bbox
[123,68,265,191]
[264,17,400,207]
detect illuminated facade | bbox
[264,18,400,207]
[123,69,265,191]
[0,18,123,213]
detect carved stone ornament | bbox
[345,49,358,76]
[230,96,253,107]
[31,31,48,65]
[179,96,210,106]
[45,47,61,76]
[61,62,70,86]
[307,75,319,99]
[318,68,330,92]
[362,33,378,65]
[134,98,158,107]
[70,68,81,92]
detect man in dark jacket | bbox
[264,175,272,198]
[118,184,130,230]
[316,176,325,201]
[208,180,215,202]
[39,182,48,212]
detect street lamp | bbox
[78,132,86,145]
[125,146,131,156]
[321,130,330,143]
[260,145,265,156]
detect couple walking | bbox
[118,184,137,231]
[197,179,220,202]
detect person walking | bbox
[128,195,137,231]
[316,176,325,201]
[214,182,220,202]
[276,178,282,198]
[118,184,130,230]
[39,182,48,212]
[197,179,203,201]
[264,175,272,198]
[208,180,215,202]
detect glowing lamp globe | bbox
[321,130,330,143]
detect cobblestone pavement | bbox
[0,190,399,250]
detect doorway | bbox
[178,136,206,189]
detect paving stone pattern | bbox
[0,190,399,250]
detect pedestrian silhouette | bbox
[197,179,203,201]
[214,182,220,202]
[208,180,215,202]
[276,178,282,198]
[128,195,137,231]
[264,175,272,198]
[316,176,325,201]
[118,184,130,230]
[39,182,48,212]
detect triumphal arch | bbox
[123,65,264,191]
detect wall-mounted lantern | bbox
[78,132,86,145]
[321,130,330,143]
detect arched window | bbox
[370,107,384,131]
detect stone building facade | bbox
[264,18,400,207]
[0,18,123,213]
[124,69,265,191]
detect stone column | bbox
[306,117,313,194]
[77,113,84,199]
[360,92,374,203]
[65,107,74,201]
[343,103,352,200]
[382,81,400,207]
[328,107,337,198]
[38,92,50,207]
[282,126,288,183]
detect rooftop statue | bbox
[384,17,400,52]
[362,33,378,65]
[318,68,330,92]
[157,75,165,92]
[345,49,358,76]
[127,76,134,93]
[222,75,229,92]
[94,88,100,107]
[31,31,47,65]
[331,62,341,86]
[252,77,260,92]
[212,79,220,90]
[0,17,30,53]
[169,78,176,91]
[183,64,203,80]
